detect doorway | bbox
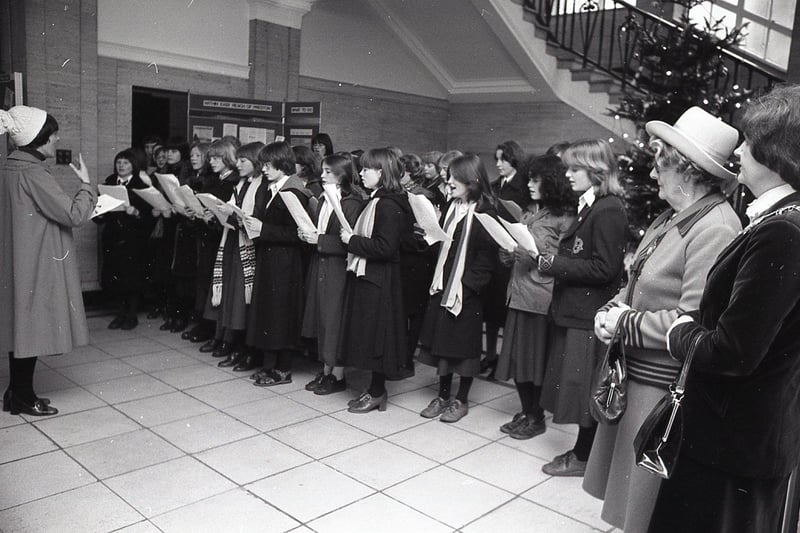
[131,86,189,148]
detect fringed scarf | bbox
[317,186,338,233]
[211,175,261,306]
[346,193,380,276]
[429,201,475,316]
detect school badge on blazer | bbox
[572,236,584,254]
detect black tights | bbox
[368,372,386,397]
[7,352,38,404]
[515,381,544,421]
[437,374,474,403]
[118,292,140,319]
[573,423,597,462]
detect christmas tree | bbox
[611,0,751,241]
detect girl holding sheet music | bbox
[299,153,365,395]
[188,139,239,346]
[96,149,155,330]
[203,142,264,367]
[536,139,627,477]
[494,154,576,439]
[246,141,312,385]
[416,154,499,423]
[339,148,414,413]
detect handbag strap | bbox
[674,331,703,393]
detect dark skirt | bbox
[495,309,548,384]
[418,291,484,360]
[195,227,223,315]
[301,254,348,366]
[540,324,599,427]
[648,454,791,533]
[338,269,409,379]
[203,234,247,331]
[482,261,509,328]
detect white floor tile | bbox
[152,489,299,533]
[115,392,214,427]
[196,434,312,485]
[96,336,172,358]
[44,345,111,368]
[19,386,106,420]
[462,497,597,533]
[105,456,236,518]
[308,493,451,533]
[84,374,176,405]
[269,416,375,459]
[151,411,258,454]
[246,462,374,523]
[184,378,276,409]
[500,424,577,462]
[0,482,142,532]
[0,424,57,464]
[447,441,550,494]
[386,420,491,463]
[330,403,427,438]
[122,350,200,373]
[385,465,513,529]
[323,439,437,490]
[0,450,95,509]
[66,428,184,479]
[57,359,141,386]
[223,396,322,433]
[33,406,140,448]
[151,364,234,390]
[522,476,608,530]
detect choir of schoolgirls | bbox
[97,134,629,478]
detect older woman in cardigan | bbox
[0,106,97,416]
[649,85,800,533]
[583,107,742,532]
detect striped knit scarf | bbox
[211,176,261,306]
[346,195,380,276]
[430,201,475,316]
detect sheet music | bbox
[97,184,130,207]
[132,187,172,211]
[196,193,235,230]
[322,183,353,233]
[279,191,317,235]
[474,212,517,252]
[407,192,450,245]
[499,218,539,256]
[91,194,126,218]
[153,173,184,207]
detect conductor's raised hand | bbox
[69,153,91,184]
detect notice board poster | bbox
[188,94,282,145]
[285,102,321,146]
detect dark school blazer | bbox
[668,192,800,479]
[548,194,627,330]
[492,171,531,221]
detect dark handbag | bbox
[634,332,702,479]
[589,312,631,425]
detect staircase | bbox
[521,0,784,118]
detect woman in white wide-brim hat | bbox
[581,106,742,531]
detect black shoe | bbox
[3,390,50,412]
[199,339,220,353]
[233,353,261,372]
[7,392,58,416]
[108,316,125,330]
[509,415,546,440]
[120,316,139,330]
[253,369,292,387]
[314,374,347,395]
[181,325,199,340]
[189,329,213,343]
[217,352,243,368]
[159,318,175,331]
[170,318,188,333]
[305,372,325,391]
[212,342,232,358]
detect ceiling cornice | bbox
[248,0,316,29]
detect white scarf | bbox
[317,185,339,233]
[430,200,475,316]
[346,191,380,277]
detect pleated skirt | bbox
[495,309,548,384]
[540,324,598,427]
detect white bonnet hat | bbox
[0,105,48,147]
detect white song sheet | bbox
[322,183,353,233]
[176,185,204,213]
[407,193,450,245]
[196,193,235,230]
[91,194,126,218]
[153,173,184,207]
[279,191,317,235]
[132,187,172,212]
[499,218,539,256]
[97,184,130,207]
[474,212,517,252]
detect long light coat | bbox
[0,150,96,358]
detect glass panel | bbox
[743,0,770,18]
[687,2,714,27]
[708,4,739,38]
[741,18,768,57]
[771,1,797,28]
[765,29,791,68]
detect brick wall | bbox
[298,76,449,153]
[447,100,613,157]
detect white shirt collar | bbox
[745,183,796,221]
[502,170,516,187]
[117,175,132,186]
[269,174,290,193]
[578,187,596,212]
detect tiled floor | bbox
[0,314,618,532]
